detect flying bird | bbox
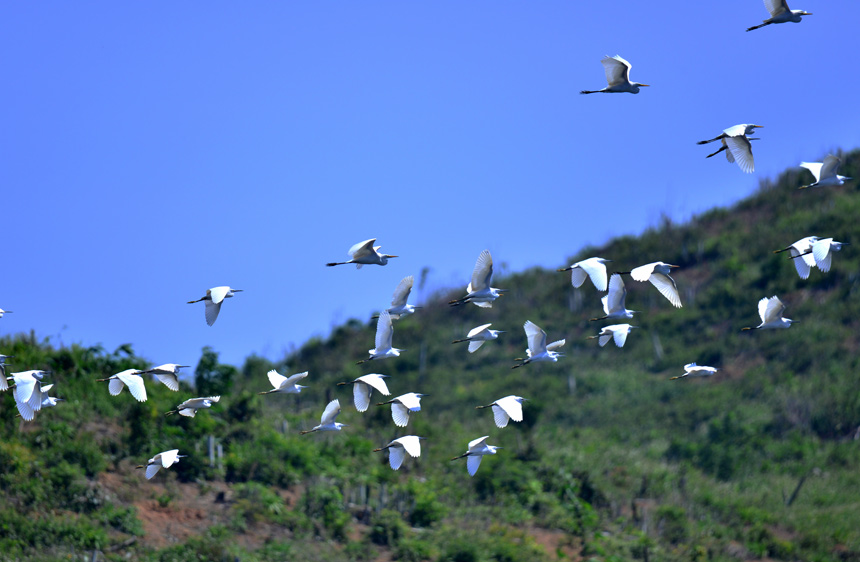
[13,378,55,421]
[512,321,565,369]
[326,238,397,268]
[558,257,611,291]
[698,125,762,174]
[799,155,852,189]
[809,238,848,273]
[377,392,425,427]
[449,250,507,308]
[746,0,812,32]
[136,449,186,480]
[452,323,504,353]
[187,286,243,326]
[742,296,797,330]
[140,364,188,391]
[589,273,636,321]
[337,373,391,412]
[165,396,221,417]
[476,395,526,428]
[451,436,502,477]
[259,370,309,395]
[373,435,425,471]
[588,324,637,348]
[382,276,420,320]
[97,369,147,402]
[300,399,347,435]
[774,236,819,279]
[620,262,682,308]
[6,369,49,401]
[670,363,718,380]
[357,310,403,364]
[580,55,649,94]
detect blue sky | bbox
[2,2,858,368]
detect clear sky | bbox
[2,2,858,368]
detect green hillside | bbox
[2,150,859,561]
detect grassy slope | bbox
[1,150,858,561]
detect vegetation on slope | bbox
[1,150,859,561]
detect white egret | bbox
[742,296,797,330]
[698,125,761,174]
[558,257,611,291]
[476,395,526,428]
[799,155,852,189]
[377,392,425,427]
[187,286,243,326]
[165,396,220,417]
[0,308,12,318]
[6,369,49,401]
[747,0,811,31]
[357,310,403,364]
[449,250,507,308]
[452,323,504,353]
[512,321,565,369]
[619,262,682,308]
[671,363,718,380]
[774,236,819,279]
[384,276,420,320]
[337,373,391,412]
[451,436,502,477]
[588,324,637,348]
[589,273,636,321]
[300,399,347,435]
[580,55,649,94]
[373,435,425,471]
[16,383,64,421]
[258,370,309,395]
[809,238,848,273]
[326,238,397,268]
[136,449,186,480]
[140,364,188,391]
[97,369,147,402]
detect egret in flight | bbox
[137,449,186,480]
[326,238,397,268]
[590,273,636,321]
[140,364,188,391]
[698,125,761,174]
[165,396,221,417]
[337,373,390,412]
[97,369,147,402]
[300,399,346,435]
[747,0,811,32]
[13,377,53,421]
[742,296,797,330]
[188,286,242,326]
[809,238,848,273]
[588,324,636,348]
[476,395,526,428]
[512,321,565,369]
[373,435,425,471]
[449,250,507,308]
[580,55,649,94]
[383,276,420,320]
[357,310,402,364]
[452,323,504,353]
[619,262,682,308]
[259,370,309,395]
[377,392,425,427]
[671,363,718,380]
[558,257,610,291]
[799,155,852,189]
[16,384,64,419]
[3,369,47,397]
[774,236,819,279]
[451,436,501,477]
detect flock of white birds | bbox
[0,0,854,481]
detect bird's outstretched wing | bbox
[580,259,609,291]
[761,296,785,324]
[764,0,790,18]
[160,449,181,468]
[649,273,682,308]
[204,300,223,326]
[467,455,483,476]
[629,262,655,282]
[605,274,626,313]
[320,399,341,425]
[283,371,310,388]
[209,286,230,305]
[820,155,840,180]
[613,327,630,348]
[391,276,414,307]
[725,136,754,173]
[799,162,823,182]
[359,374,390,395]
[349,239,376,259]
[467,323,492,338]
[375,311,394,350]
[388,443,406,470]
[266,369,288,389]
[469,250,494,293]
[602,55,631,87]
[398,435,423,458]
[391,402,410,427]
[523,320,547,355]
[812,239,833,272]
